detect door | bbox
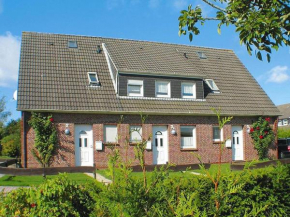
[153,126,168,165]
[232,126,244,161]
[74,125,94,166]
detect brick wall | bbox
[22,112,278,168]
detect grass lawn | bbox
[0,173,97,186]
[0,156,15,160]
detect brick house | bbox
[277,103,290,127]
[18,32,280,168]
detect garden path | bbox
[85,173,112,185]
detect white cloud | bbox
[0,32,21,87]
[266,66,290,83]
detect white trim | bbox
[87,72,100,86]
[155,80,171,98]
[205,79,220,92]
[213,126,223,142]
[102,43,118,93]
[117,95,205,101]
[180,126,196,149]
[181,82,196,99]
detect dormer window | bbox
[88,72,100,86]
[68,40,78,48]
[205,79,219,93]
[181,82,196,98]
[127,80,143,97]
[197,52,207,59]
[155,81,171,98]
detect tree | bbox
[0,96,11,140]
[178,0,290,62]
[28,112,58,167]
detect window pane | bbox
[89,74,97,82]
[181,126,196,148]
[213,126,221,140]
[130,126,142,142]
[104,125,118,143]
[128,85,141,94]
[68,41,77,48]
[156,82,168,94]
[84,138,87,147]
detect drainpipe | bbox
[22,112,27,168]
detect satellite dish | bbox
[13,90,17,101]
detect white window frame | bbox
[181,82,196,99]
[127,80,143,97]
[87,72,100,86]
[155,81,171,98]
[104,125,118,143]
[205,79,219,92]
[68,40,78,48]
[130,125,142,143]
[180,126,196,149]
[278,120,283,126]
[283,119,289,126]
[197,52,207,59]
[213,126,223,142]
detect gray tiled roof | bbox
[278,104,290,119]
[17,32,280,116]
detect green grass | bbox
[0,156,15,160]
[191,163,232,175]
[0,173,96,186]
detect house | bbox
[277,103,290,127]
[17,32,280,168]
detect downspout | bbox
[22,111,27,168]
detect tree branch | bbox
[204,17,220,20]
[202,0,227,12]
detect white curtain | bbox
[105,125,118,143]
[157,82,168,94]
[130,126,142,142]
[183,84,193,95]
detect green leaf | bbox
[266,53,271,62]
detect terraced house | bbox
[18,32,280,168]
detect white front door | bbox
[232,126,244,161]
[153,126,168,165]
[74,125,94,166]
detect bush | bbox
[278,127,290,138]
[0,174,96,217]
[1,133,20,157]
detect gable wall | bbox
[22,112,278,168]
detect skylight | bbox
[68,40,78,48]
[197,52,207,59]
[88,72,100,86]
[205,79,219,93]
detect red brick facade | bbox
[21,112,278,168]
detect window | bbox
[130,125,142,142]
[88,72,100,86]
[127,80,143,97]
[197,52,207,59]
[68,40,78,48]
[213,126,223,142]
[155,81,170,98]
[283,119,289,126]
[205,79,220,93]
[104,125,118,143]
[180,126,196,149]
[181,82,196,98]
[278,120,283,126]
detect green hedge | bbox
[1,164,290,216]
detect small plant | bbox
[249,117,274,160]
[28,112,58,168]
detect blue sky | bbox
[0,0,289,122]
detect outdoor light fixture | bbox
[65,124,70,135]
[170,125,176,135]
[246,125,250,134]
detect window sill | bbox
[213,141,224,144]
[180,148,198,151]
[129,142,143,146]
[103,143,120,146]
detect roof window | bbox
[205,79,219,93]
[197,52,207,59]
[68,40,78,48]
[88,72,100,86]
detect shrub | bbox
[278,127,290,138]
[1,133,20,157]
[0,174,96,217]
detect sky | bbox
[0,0,289,122]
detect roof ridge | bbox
[22,31,233,52]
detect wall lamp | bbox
[65,124,70,135]
[171,125,177,135]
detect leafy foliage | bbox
[28,112,58,167]
[0,174,95,217]
[249,117,275,159]
[179,0,290,62]
[0,119,21,157]
[278,127,290,138]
